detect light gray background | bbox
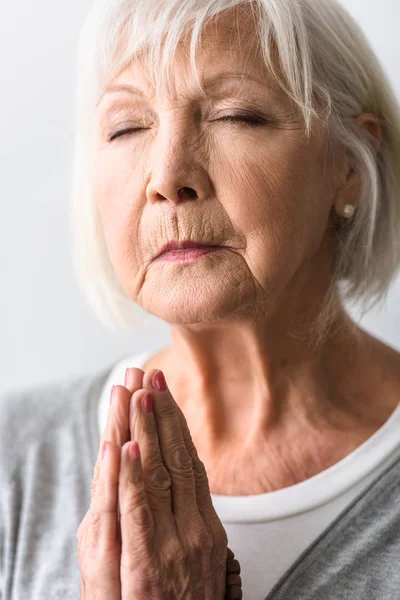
[0,0,399,395]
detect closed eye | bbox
[109,127,146,142]
[108,114,265,142]
[215,114,265,127]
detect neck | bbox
[156,305,400,493]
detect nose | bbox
[145,121,213,206]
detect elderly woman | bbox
[2,0,400,598]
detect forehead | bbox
[106,5,279,101]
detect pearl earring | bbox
[342,204,355,219]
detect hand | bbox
[116,367,229,598]
[77,367,243,599]
[77,370,141,599]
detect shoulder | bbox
[0,364,111,484]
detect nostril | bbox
[178,186,197,199]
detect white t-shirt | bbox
[98,345,400,600]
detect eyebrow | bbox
[97,71,270,106]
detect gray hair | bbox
[69,0,400,338]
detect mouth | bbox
[153,241,223,262]
[153,240,223,261]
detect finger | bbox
[143,369,221,532]
[97,368,144,463]
[118,440,155,591]
[96,385,129,464]
[142,370,200,526]
[82,440,122,599]
[129,388,176,537]
[124,367,145,395]
[92,441,122,551]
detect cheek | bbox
[217,136,330,279]
[94,152,144,285]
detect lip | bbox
[153,240,222,261]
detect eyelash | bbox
[108,115,264,142]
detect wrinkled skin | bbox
[77,367,237,599]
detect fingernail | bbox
[124,368,130,387]
[129,441,140,462]
[152,370,167,392]
[110,385,115,405]
[141,391,153,413]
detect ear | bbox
[333,113,383,218]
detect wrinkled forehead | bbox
[102,5,281,104]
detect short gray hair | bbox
[69,0,400,336]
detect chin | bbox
[140,280,252,325]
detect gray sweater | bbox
[2,364,400,599]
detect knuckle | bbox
[136,579,152,597]
[132,389,145,411]
[87,506,102,533]
[148,463,172,491]
[122,547,154,576]
[196,534,213,554]
[162,542,186,573]
[185,521,213,552]
[133,574,156,597]
[163,535,182,556]
[161,400,177,420]
[132,501,153,529]
[188,536,212,566]
[198,529,214,550]
[121,495,153,529]
[171,445,192,470]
